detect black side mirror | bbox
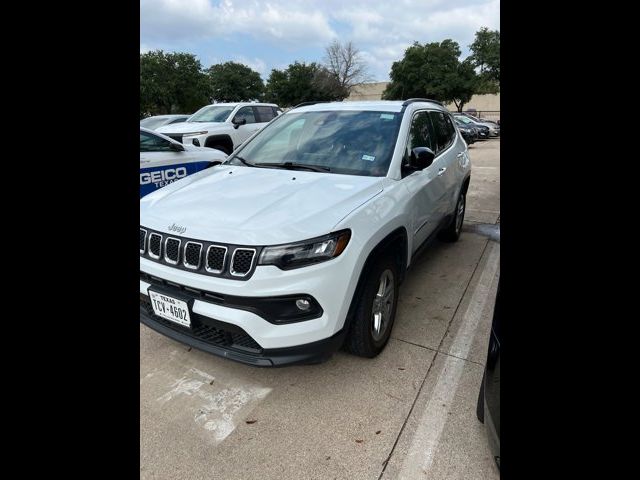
[409,146,435,170]
[169,142,185,152]
[232,118,247,129]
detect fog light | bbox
[295,299,311,311]
[192,138,200,146]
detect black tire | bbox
[209,144,231,155]
[438,191,466,242]
[344,255,399,357]
[476,371,485,423]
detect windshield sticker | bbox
[380,113,395,120]
[362,154,376,162]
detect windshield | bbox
[188,106,235,123]
[228,110,402,177]
[140,117,169,129]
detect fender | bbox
[204,134,234,153]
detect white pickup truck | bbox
[156,102,282,154]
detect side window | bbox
[140,131,173,152]
[443,114,457,143]
[254,106,276,123]
[429,111,453,153]
[406,111,436,159]
[233,106,257,125]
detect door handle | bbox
[437,167,447,176]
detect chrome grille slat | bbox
[206,245,228,273]
[148,233,162,259]
[230,248,256,277]
[140,228,147,254]
[164,237,181,265]
[183,241,203,269]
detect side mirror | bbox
[232,118,247,129]
[409,146,435,170]
[169,142,185,152]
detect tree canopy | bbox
[206,61,264,103]
[140,50,210,118]
[264,62,348,107]
[468,27,500,93]
[382,40,479,111]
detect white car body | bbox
[140,127,227,198]
[140,100,471,366]
[156,102,281,154]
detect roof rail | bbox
[291,101,329,109]
[401,98,444,107]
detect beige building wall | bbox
[346,82,500,112]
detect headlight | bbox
[182,131,208,137]
[258,230,351,270]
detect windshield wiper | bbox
[255,162,331,172]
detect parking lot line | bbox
[395,242,499,479]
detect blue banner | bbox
[140,161,211,198]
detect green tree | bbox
[468,27,500,93]
[382,40,479,111]
[140,50,210,118]
[206,62,265,102]
[264,62,348,108]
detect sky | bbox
[140,0,500,82]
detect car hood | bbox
[140,165,384,245]
[156,121,227,134]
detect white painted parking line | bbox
[396,243,500,479]
[145,365,271,444]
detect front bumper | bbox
[139,250,359,363]
[140,293,345,366]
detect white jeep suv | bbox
[156,102,281,154]
[140,99,471,366]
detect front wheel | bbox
[438,191,466,242]
[344,256,399,358]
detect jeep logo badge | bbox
[168,223,186,234]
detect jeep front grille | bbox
[140,227,260,280]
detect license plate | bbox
[148,290,191,327]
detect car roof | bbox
[200,102,279,108]
[142,114,188,119]
[291,100,444,113]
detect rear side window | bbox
[429,111,453,153]
[254,106,276,123]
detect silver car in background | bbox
[140,114,190,131]
[453,113,500,137]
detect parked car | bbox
[140,99,471,366]
[457,118,489,140]
[462,112,500,127]
[454,113,500,137]
[155,102,282,154]
[140,114,190,130]
[140,127,227,198]
[455,119,478,144]
[477,280,500,469]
